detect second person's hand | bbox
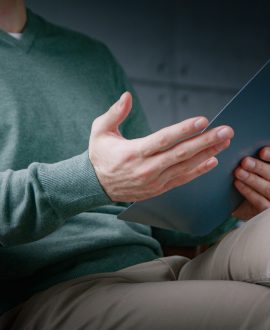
[233,147,270,220]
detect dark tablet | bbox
[118,59,270,236]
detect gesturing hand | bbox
[233,147,270,220]
[89,92,234,202]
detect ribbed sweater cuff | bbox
[38,151,112,219]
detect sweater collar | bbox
[0,9,43,52]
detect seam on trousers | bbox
[156,258,177,281]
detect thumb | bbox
[101,91,132,133]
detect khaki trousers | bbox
[2,209,270,330]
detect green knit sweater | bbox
[0,10,237,314]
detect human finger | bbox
[137,116,209,157]
[234,180,270,212]
[259,147,270,162]
[153,125,233,171]
[158,139,230,183]
[93,91,132,134]
[162,157,218,192]
[241,157,270,181]
[235,167,270,200]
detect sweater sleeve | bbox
[0,151,111,248]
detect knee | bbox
[179,208,270,284]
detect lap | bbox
[179,208,270,283]
[2,256,270,330]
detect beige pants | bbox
[2,209,270,330]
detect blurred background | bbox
[26,0,270,131]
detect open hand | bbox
[89,92,234,202]
[233,147,270,220]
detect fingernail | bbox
[263,149,270,160]
[118,93,126,108]
[237,169,249,180]
[217,127,231,140]
[206,157,218,168]
[246,158,255,169]
[194,118,207,130]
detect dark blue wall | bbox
[26,0,270,130]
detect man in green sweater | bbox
[1,1,270,329]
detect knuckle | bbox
[254,160,260,170]
[91,116,103,133]
[246,173,254,184]
[199,131,210,145]
[136,143,148,159]
[157,159,167,172]
[179,123,190,136]
[204,133,213,147]
[140,146,152,158]
[135,142,144,157]
[121,148,137,163]
[174,147,187,160]
[135,168,153,185]
[255,160,265,173]
[257,161,266,174]
[158,135,170,149]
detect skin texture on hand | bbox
[89,92,234,203]
[233,147,270,220]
